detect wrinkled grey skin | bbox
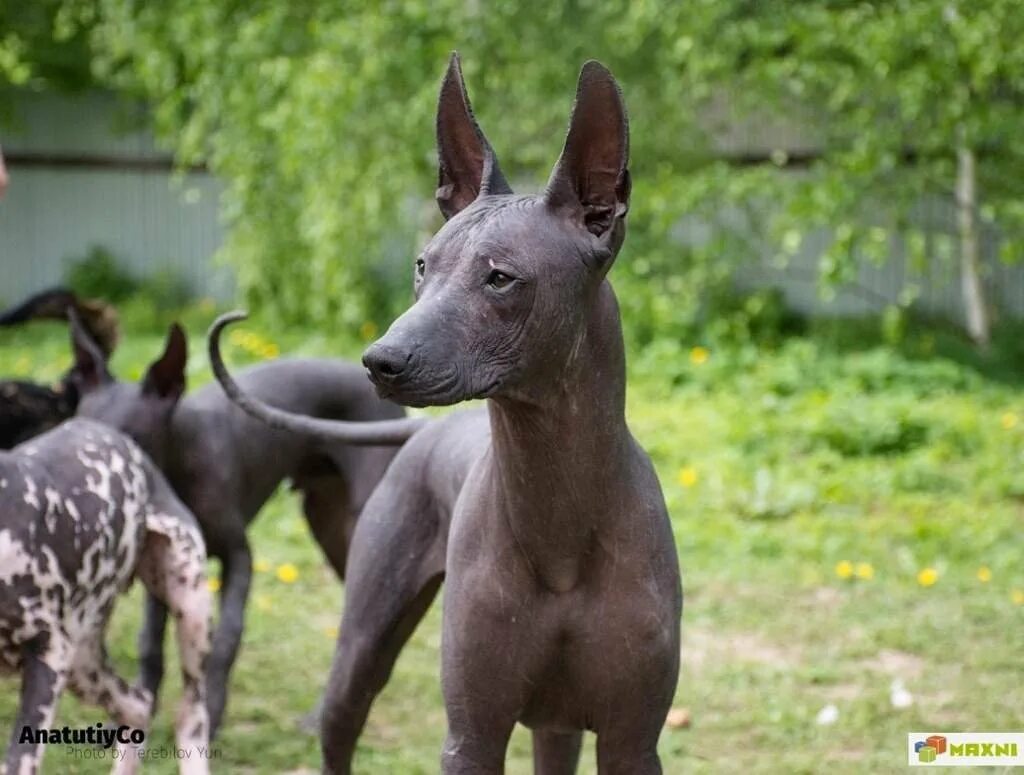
[208,54,683,774]
[356,55,683,775]
[66,319,408,738]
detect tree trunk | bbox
[956,131,990,349]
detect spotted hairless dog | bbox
[208,55,683,773]
[0,418,210,775]
[66,316,425,737]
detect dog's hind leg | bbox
[4,639,70,775]
[296,472,353,582]
[137,514,212,775]
[67,632,152,774]
[204,523,251,739]
[137,591,169,708]
[320,484,446,775]
[533,729,584,775]
[290,472,353,733]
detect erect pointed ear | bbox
[68,308,113,392]
[435,52,513,220]
[545,61,631,248]
[142,323,187,402]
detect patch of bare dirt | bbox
[683,626,798,671]
[862,648,925,678]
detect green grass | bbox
[2,302,1023,773]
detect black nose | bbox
[362,343,413,383]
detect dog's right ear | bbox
[141,323,187,402]
[435,52,513,219]
[68,308,113,392]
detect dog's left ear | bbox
[545,61,631,255]
[142,323,187,402]
[435,52,513,219]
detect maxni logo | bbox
[915,735,1018,763]
[19,724,145,749]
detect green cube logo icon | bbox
[918,745,937,763]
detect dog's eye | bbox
[486,270,515,290]
[415,259,425,278]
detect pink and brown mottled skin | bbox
[0,419,210,775]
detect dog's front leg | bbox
[439,619,520,775]
[532,729,583,775]
[4,642,69,775]
[320,485,446,774]
[441,726,516,775]
[205,534,252,738]
[595,738,664,775]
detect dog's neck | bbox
[487,281,631,591]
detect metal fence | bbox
[2,89,1022,324]
[0,90,228,305]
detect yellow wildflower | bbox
[253,559,271,573]
[323,626,339,640]
[834,560,853,580]
[854,562,874,580]
[207,577,222,592]
[689,346,710,366]
[677,466,699,488]
[360,321,379,341]
[1001,412,1019,430]
[976,566,992,583]
[276,563,300,584]
[917,567,939,587]
[1012,589,1024,606]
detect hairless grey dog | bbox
[208,321,474,770]
[208,55,682,773]
[66,316,425,738]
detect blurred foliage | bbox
[677,0,1024,345]
[74,0,714,331]
[64,245,195,319]
[4,1,1024,341]
[0,0,94,102]
[64,245,140,301]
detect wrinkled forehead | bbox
[424,195,578,269]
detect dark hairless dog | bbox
[0,288,119,449]
[208,55,683,773]
[208,322,474,768]
[66,315,425,737]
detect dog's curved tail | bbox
[0,286,119,357]
[208,311,427,446]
